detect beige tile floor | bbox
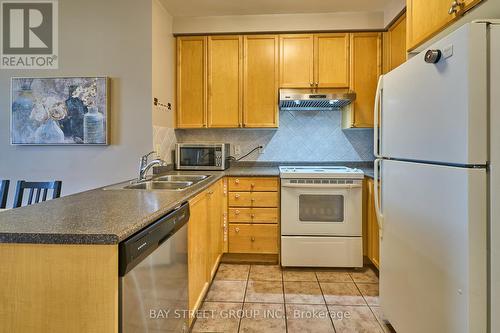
[192,264,393,333]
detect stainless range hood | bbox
[279,88,356,111]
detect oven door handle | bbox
[281,183,362,189]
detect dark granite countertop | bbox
[0,171,224,245]
[0,162,374,245]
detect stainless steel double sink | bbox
[105,175,209,191]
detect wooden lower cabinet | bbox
[228,208,278,223]
[227,177,280,257]
[228,224,278,254]
[228,177,278,192]
[187,179,224,321]
[228,191,278,207]
[0,244,118,333]
[364,178,380,269]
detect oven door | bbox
[280,180,362,236]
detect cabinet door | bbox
[188,191,209,314]
[349,33,381,128]
[314,33,350,88]
[177,36,207,128]
[207,36,242,128]
[383,14,407,74]
[280,34,314,88]
[207,180,223,278]
[366,178,380,269]
[243,35,279,128]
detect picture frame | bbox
[10,76,110,145]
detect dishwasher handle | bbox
[119,202,190,276]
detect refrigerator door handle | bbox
[374,158,384,234]
[373,75,384,158]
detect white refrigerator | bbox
[374,21,500,333]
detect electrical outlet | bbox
[234,145,241,155]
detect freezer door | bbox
[380,23,487,165]
[380,160,486,333]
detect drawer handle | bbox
[235,227,240,233]
[251,237,255,242]
[235,210,240,215]
[235,194,240,199]
[235,179,240,184]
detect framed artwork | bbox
[10,77,109,145]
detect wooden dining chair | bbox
[0,180,9,209]
[13,180,62,208]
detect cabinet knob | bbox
[235,179,240,184]
[207,190,214,195]
[309,82,314,87]
[251,198,255,202]
[251,237,255,242]
[448,0,463,14]
[235,227,240,233]
[235,210,240,215]
[251,214,255,218]
[250,183,255,188]
[235,194,240,199]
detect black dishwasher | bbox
[119,202,190,333]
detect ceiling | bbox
[160,0,395,17]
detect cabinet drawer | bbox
[228,208,278,224]
[229,224,278,254]
[228,192,278,207]
[228,177,278,192]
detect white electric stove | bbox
[279,166,364,267]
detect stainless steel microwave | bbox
[175,143,230,170]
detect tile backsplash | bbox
[153,125,176,162]
[175,111,374,162]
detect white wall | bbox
[152,0,177,162]
[172,11,385,34]
[0,0,153,200]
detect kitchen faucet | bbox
[138,151,166,181]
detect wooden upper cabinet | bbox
[407,0,483,51]
[243,35,279,128]
[349,33,382,128]
[176,36,207,128]
[207,36,243,128]
[280,34,314,88]
[315,33,350,88]
[280,33,350,88]
[383,14,407,73]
